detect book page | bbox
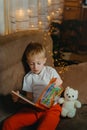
[11,91,46,110]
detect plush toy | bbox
[58,86,81,118]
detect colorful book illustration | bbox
[37,78,64,108]
[12,78,64,110]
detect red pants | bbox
[2,104,61,130]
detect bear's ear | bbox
[66,86,70,90]
[75,90,78,96]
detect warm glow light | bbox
[27,9,32,15]
[39,21,42,25]
[31,25,34,28]
[51,12,55,16]
[16,9,25,20]
[38,21,43,29]
[48,0,51,6]
[47,15,51,21]
[27,9,33,16]
[56,10,59,13]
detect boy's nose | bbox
[34,64,38,69]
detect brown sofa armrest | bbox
[55,62,87,104]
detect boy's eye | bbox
[29,62,41,65]
[29,63,34,65]
[37,62,41,65]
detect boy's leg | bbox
[2,108,39,130]
[37,104,61,130]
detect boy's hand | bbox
[11,90,19,102]
[54,78,63,87]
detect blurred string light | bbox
[58,66,69,74]
[42,28,69,71]
[43,30,69,73]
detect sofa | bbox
[0,30,87,130]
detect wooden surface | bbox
[64,0,83,20]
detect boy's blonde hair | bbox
[25,42,46,60]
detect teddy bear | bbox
[58,86,81,118]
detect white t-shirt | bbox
[22,66,63,103]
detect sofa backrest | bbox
[0,30,53,95]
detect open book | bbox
[12,78,64,110]
[11,90,45,110]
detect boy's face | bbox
[27,54,46,74]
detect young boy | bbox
[2,42,63,130]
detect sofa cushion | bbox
[56,104,87,130]
[0,62,25,94]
